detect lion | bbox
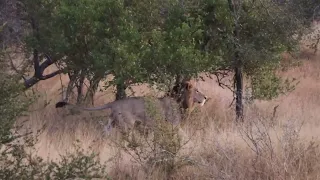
[55,80,207,134]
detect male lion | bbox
[55,81,207,134]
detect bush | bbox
[0,32,110,180]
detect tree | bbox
[0,24,111,179]
[227,0,243,121]
[13,0,319,114]
[19,0,211,102]
[19,0,144,103]
[198,0,313,121]
[0,38,31,144]
[127,0,212,94]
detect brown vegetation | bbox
[13,39,320,179]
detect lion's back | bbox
[111,97,181,126]
[112,97,146,114]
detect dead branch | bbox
[6,50,27,81]
[213,71,234,93]
[24,51,62,88]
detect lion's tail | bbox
[55,101,113,111]
[81,103,112,111]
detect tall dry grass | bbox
[13,26,320,179]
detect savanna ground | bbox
[13,24,320,180]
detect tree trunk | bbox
[62,72,77,102]
[84,75,102,105]
[234,18,243,122]
[116,82,127,100]
[235,66,243,121]
[76,75,85,104]
[228,0,244,122]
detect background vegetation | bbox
[1,0,320,179]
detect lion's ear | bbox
[185,81,193,90]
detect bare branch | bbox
[33,49,41,77]
[6,50,27,81]
[39,53,53,71]
[24,52,63,88]
[213,71,234,93]
[40,70,62,80]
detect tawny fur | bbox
[55,81,207,134]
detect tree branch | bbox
[6,50,27,81]
[24,52,63,89]
[33,49,41,77]
[212,70,234,92]
[24,69,62,88]
[22,16,64,88]
[40,70,62,80]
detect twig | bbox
[6,50,27,80]
[213,71,234,93]
[313,4,320,22]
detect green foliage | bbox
[237,0,306,100]
[0,26,109,180]
[1,0,318,178]
[199,0,309,100]
[22,0,143,87]
[250,68,297,100]
[0,137,47,179]
[46,143,109,180]
[0,51,31,144]
[141,17,209,85]
[0,139,109,180]
[119,96,185,176]
[20,0,316,100]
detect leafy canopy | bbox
[20,0,315,99]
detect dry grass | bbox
[12,25,320,179]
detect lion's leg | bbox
[105,117,114,135]
[99,117,114,136]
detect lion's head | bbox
[180,80,207,110]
